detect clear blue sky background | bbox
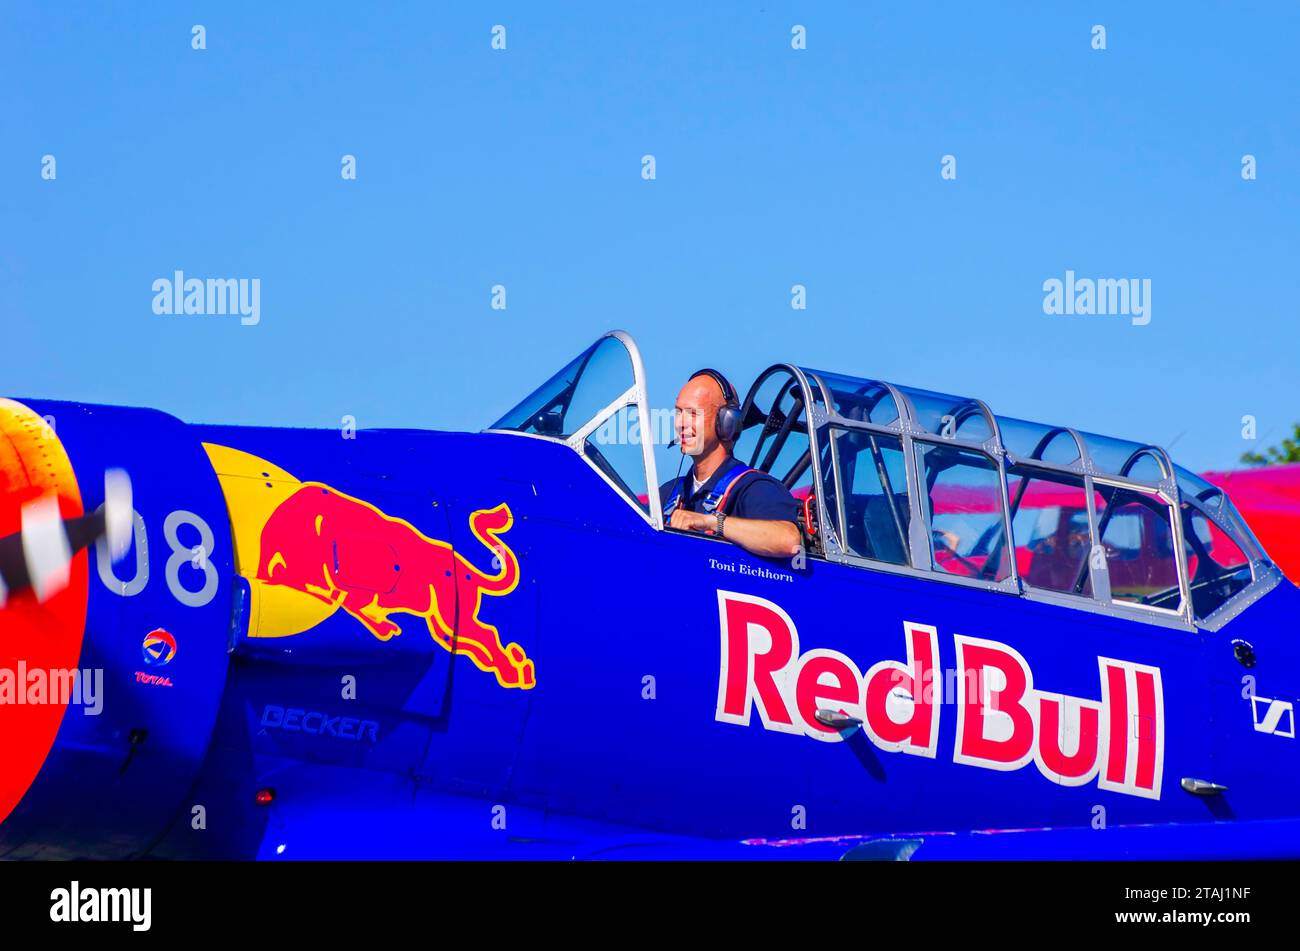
[2,2,1296,472]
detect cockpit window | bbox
[1175,464,1268,565]
[1094,484,1182,612]
[1181,503,1252,619]
[824,428,910,565]
[1175,465,1223,509]
[488,332,661,527]
[1076,430,1170,485]
[918,444,1010,581]
[735,371,812,486]
[997,417,1082,466]
[897,386,992,443]
[805,370,900,426]
[585,404,651,513]
[1005,466,1095,596]
[491,336,634,438]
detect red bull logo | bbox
[716,590,1164,799]
[255,483,533,689]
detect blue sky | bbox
[2,2,1297,472]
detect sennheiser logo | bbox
[49,881,151,932]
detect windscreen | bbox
[491,336,634,439]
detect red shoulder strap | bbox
[713,466,756,515]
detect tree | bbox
[1241,422,1300,466]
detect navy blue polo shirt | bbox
[659,456,800,525]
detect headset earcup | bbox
[717,405,742,443]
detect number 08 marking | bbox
[96,508,218,608]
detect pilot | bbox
[660,369,802,559]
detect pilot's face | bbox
[675,378,723,457]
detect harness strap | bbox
[663,462,755,519]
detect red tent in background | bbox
[1203,463,1300,583]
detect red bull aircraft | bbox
[0,331,1296,859]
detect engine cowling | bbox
[0,398,235,858]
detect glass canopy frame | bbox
[486,332,1279,632]
[739,362,1276,630]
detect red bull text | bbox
[715,590,1164,799]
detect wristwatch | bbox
[714,511,727,537]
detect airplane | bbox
[0,329,1296,860]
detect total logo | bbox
[136,629,176,688]
[714,591,1164,800]
[142,629,176,667]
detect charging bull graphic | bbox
[259,485,532,687]
[203,444,533,689]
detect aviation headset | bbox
[688,368,742,444]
